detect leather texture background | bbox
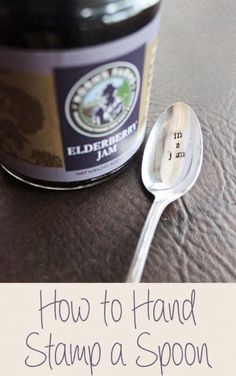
[0,0,235,282]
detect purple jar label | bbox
[0,13,160,184]
[55,50,143,173]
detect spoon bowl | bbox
[142,102,203,199]
[126,102,203,282]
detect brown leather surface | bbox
[0,0,235,282]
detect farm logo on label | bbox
[65,62,140,137]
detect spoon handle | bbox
[126,199,167,283]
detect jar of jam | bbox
[0,0,161,189]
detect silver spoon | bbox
[126,102,203,282]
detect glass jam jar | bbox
[0,0,161,189]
